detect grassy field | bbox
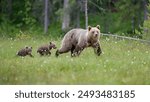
[0,36,150,85]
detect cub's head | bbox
[25,46,32,54]
[49,42,57,49]
[88,25,100,39]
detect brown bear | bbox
[17,46,33,57]
[37,42,57,56]
[56,25,102,57]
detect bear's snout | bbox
[94,33,99,38]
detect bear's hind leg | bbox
[55,47,71,57]
[47,51,51,56]
[55,50,59,57]
[39,51,44,56]
[73,45,84,57]
[71,45,76,57]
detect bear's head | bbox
[25,46,32,54]
[87,25,100,40]
[49,42,57,49]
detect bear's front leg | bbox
[96,45,102,56]
[28,53,34,57]
[93,42,102,56]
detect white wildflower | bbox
[43,60,47,64]
[131,61,134,64]
[41,64,43,67]
[85,62,88,65]
[70,58,73,62]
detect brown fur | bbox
[56,25,102,57]
[37,42,57,56]
[17,46,33,57]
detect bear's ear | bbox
[49,42,52,44]
[25,46,28,49]
[30,47,32,49]
[96,25,100,30]
[88,26,92,31]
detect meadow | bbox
[0,36,150,85]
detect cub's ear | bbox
[30,47,32,49]
[25,46,28,49]
[49,42,52,44]
[96,25,100,30]
[88,26,92,31]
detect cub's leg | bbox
[47,51,51,55]
[28,53,34,57]
[39,51,44,56]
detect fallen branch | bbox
[101,33,150,44]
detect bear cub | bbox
[37,42,57,56]
[17,46,33,57]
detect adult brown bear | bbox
[56,25,102,57]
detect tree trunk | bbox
[62,0,70,31]
[44,0,49,34]
[85,0,88,29]
[143,0,148,34]
[143,0,148,20]
[131,16,135,34]
[76,0,80,28]
[7,0,12,19]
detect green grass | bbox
[0,36,150,85]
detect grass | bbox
[0,36,150,85]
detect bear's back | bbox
[64,28,87,41]
[17,48,27,56]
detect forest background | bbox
[0,0,150,40]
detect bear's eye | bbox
[92,31,94,34]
